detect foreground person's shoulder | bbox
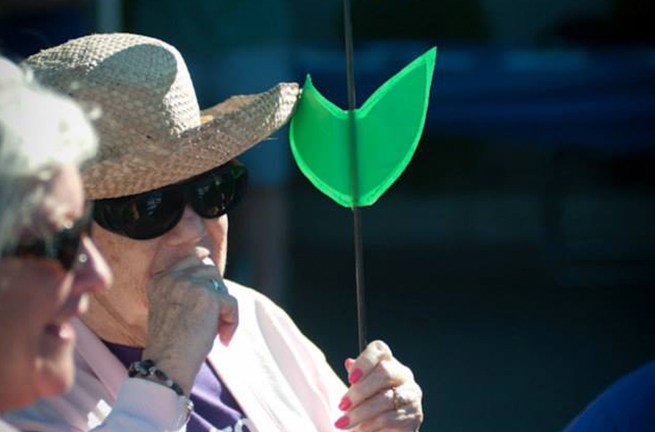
[563,359,655,432]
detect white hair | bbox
[0,57,98,254]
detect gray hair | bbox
[0,58,98,254]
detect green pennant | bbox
[289,47,437,207]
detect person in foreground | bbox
[0,60,111,429]
[7,33,424,432]
[561,359,655,432]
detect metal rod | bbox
[343,0,367,352]
[343,0,357,111]
[352,205,367,353]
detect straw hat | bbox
[23,33,299,199]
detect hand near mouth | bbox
[142,255,239,396]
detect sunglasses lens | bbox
[55,210,94,270]
[190,164,248,218]
[93,161,247,240]
[6,206,94,271]
[55,231,82,271]
[95,190,185,240]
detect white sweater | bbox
[6,281,347,432]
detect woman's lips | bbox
[44,321,74,341]
[151,247,213,276]
[195,247,211,261]
[44,297,86,342]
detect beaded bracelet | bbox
[128,359,185,396]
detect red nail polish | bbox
[349,368,363,384]
[344,358,354,371]
[338,396,352,411]
[335,415,350,429]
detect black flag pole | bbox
[343,0,367,353]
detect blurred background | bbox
[1,0,654,430]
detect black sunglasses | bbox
[1,206,93,271]
[93,160,248,240]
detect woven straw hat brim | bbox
[21,33,300,200]
[82,82,299,199]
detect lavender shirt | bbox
[103,341,252,432]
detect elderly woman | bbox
[7,33,423,432]
[2,59,245,432]
[0,60,112,428]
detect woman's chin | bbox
[35,330,76,397]
[35,356,75,398]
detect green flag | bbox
[290,47,437,207]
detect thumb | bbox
[217,296,239,346]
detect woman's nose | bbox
[162,205,206,247]
[71,237,113,295]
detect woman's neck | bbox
[81,293,147,347]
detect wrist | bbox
[118,378,195,427]
[141,350,200,395]
[128,359,189,396]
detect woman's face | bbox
[0,164,112,412]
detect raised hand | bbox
[335,340,423,432]
[142,255,238,395]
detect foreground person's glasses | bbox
[93,160,248,240]
[2,207,93,271]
